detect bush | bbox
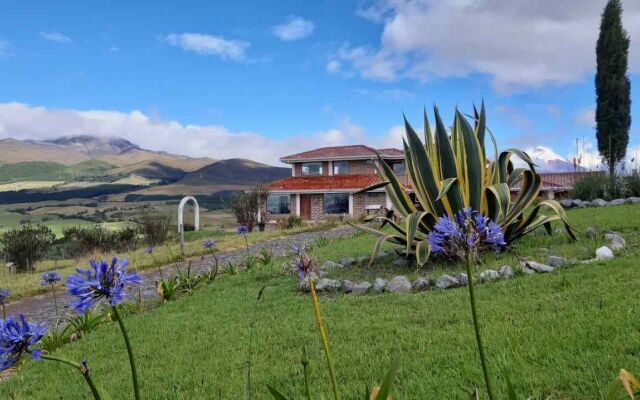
[1,224,55,272]
[623,172,640,197]
[275,215,303,230]
[137,212,172,246]
[571,174,609,200]
[230,184,268,232]
[62,225,139,255]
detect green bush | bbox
[623,173,640,197]
[62,225,139,255]
[571,174,609,200]
[137,212,172,246]
[0,224,55,272]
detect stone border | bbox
[560,197,640,209]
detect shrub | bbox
[0,224,55,272]
[275,215,303,230]
[230,184,268,232]
[137,211,172,246]
[571,174,609,200]
[623,172,640,197]
[62,226,139,254]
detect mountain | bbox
[108,160,187,182]
[179,158,290,186]
[522,146,586,173]
[0,160,112,183]
[44,135,139,156]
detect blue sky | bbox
[0,0,639,167]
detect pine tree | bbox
[595,0,631,185]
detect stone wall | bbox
[310,194,324,220]
[352,192,386,217]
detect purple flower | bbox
[237,225,248,235]
[0,289,9,304]
[428,208,505,260]
[292,244,302,255]
[40,271,62,286]
[66,257,141,314]
[202,239,216,250]
[144,247,154,255]
[0,314,46,370]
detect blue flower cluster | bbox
[237,225,248,235]
[66,257,142,313]
[0,314,46,370]
[40,271,62,286]
[202,239,216,249]
[428,208,506,260]
[293,245,314,282]
[0,288,9,303]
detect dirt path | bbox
[4,225,356,327]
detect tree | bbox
[230,184,269,232]
[596,0,631,186]
[1,224,55,272]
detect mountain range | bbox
[524,146,586,173]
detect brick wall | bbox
[347,160,375,175]
[352,192,385,217]
[310,195,324,220]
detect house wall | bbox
[352,192,386,217]
[347,160,375,175]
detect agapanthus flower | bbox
[144,247,154,255]
[40,271,62,286]
[292,244,302,255]
[237,225,248,235]
[66,257,142,313]
[0,289,9,303]
[428,208,505,260]
[202,239,216,249]
[293,248,315,282]
[0,314,46,370]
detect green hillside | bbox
[0,160,113,183]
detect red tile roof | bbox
[511,172,602,191]
[280,145,403,162]
[266,174,382,192]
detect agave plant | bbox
[350,104,577,265]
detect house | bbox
[511,171,601,199]
[262,145,405,221]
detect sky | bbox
[0,0,639,167]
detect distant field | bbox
[113,174,160,186]
[0,181,64,192]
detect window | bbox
[301,162,323,176]
[392,161,405,176]
[333,161,349,175]
[267,194,290,214]
[324,193,349,214]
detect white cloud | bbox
[272,16,315,41]
[326,60,341,73]
[335,0,640,90]
[0,40,10,56]
[40,32,71,43]
[164,33,249,60]
[574,107,596,127]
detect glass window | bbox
[324,193,349,214]
[333,161,349,175]
[301,162,323,175]
[267,194,290,214]
[392,161,405,175]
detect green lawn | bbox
[1,205,640,399]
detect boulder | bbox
[320,260,341,271]
[595,246,614,261]
[628,197,640,204]
[592,198,607,207]
[341,280,355,293]
[456,272,468,286]
[559,199,573,208]
[546,256,567,268]
[372,278,387,293]
[524,261,554,273]
[352,282,371,295]
[315,279,341,292]
[338,257,356,267]
[299,276,318,292]
[608,198,626,206]
[479,269,500,282]
[393,258,410,268]
[387,276,412,293]
[578,201,592,208]
[519,265,536,275]
[571,199,584,207]
[412,277,430,291]
[604,232,625,250]
[435,274,459,289]
[498,265,514,278]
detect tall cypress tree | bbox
[595,0,631,183]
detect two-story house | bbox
[262,145,406,221]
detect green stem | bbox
[41,355,103,400]
[309,278,339,400]
[465,252,495,400]
[112,305,141,400]
[50,284,59,323]
[1,303,5,320]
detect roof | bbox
[511,171,602,192]
[266,174,382,192]
[280,145,404,163]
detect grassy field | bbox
[0,181,64,192]
[0,205,639,398]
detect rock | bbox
[299,277,317,292]
[393,258,410,268]
[571,199,584,207]
[338,257,356,267]
[596,246,614,261]
[519,265,536,275]
[546,256,567,267]
[604,232,625,250]
[352,282,371,295]
[435,274,459,289]
[525,261,554,273]
[372,278,387,293]
[608,198,626,206]
[559,199,573,208]
[412,277,430,291]
[584,227,597,240]
[341,280,355,293]
[320,260,341,270]
[592,198,607,207]
[628,197,640,204]
[315,279,341,292]
[357,256,370,265]
[578,201,591,208]
[479,269,500,282]
[456,272,468,286]
[498,265,514,278]
[387,276,412,293]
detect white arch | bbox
[178,196,200,232]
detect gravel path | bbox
[4,225,356,327]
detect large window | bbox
[392,161,405,176]
[267,194,290,214]
[324,193,349,214]
[333,161,349,175]
[301,162,323,176]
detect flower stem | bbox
[41,355,104,400]
[465,252,495,400]
[50,283,59,323]
[1,303,5,319]
[112,305,141,400]
[308,277,339,400]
